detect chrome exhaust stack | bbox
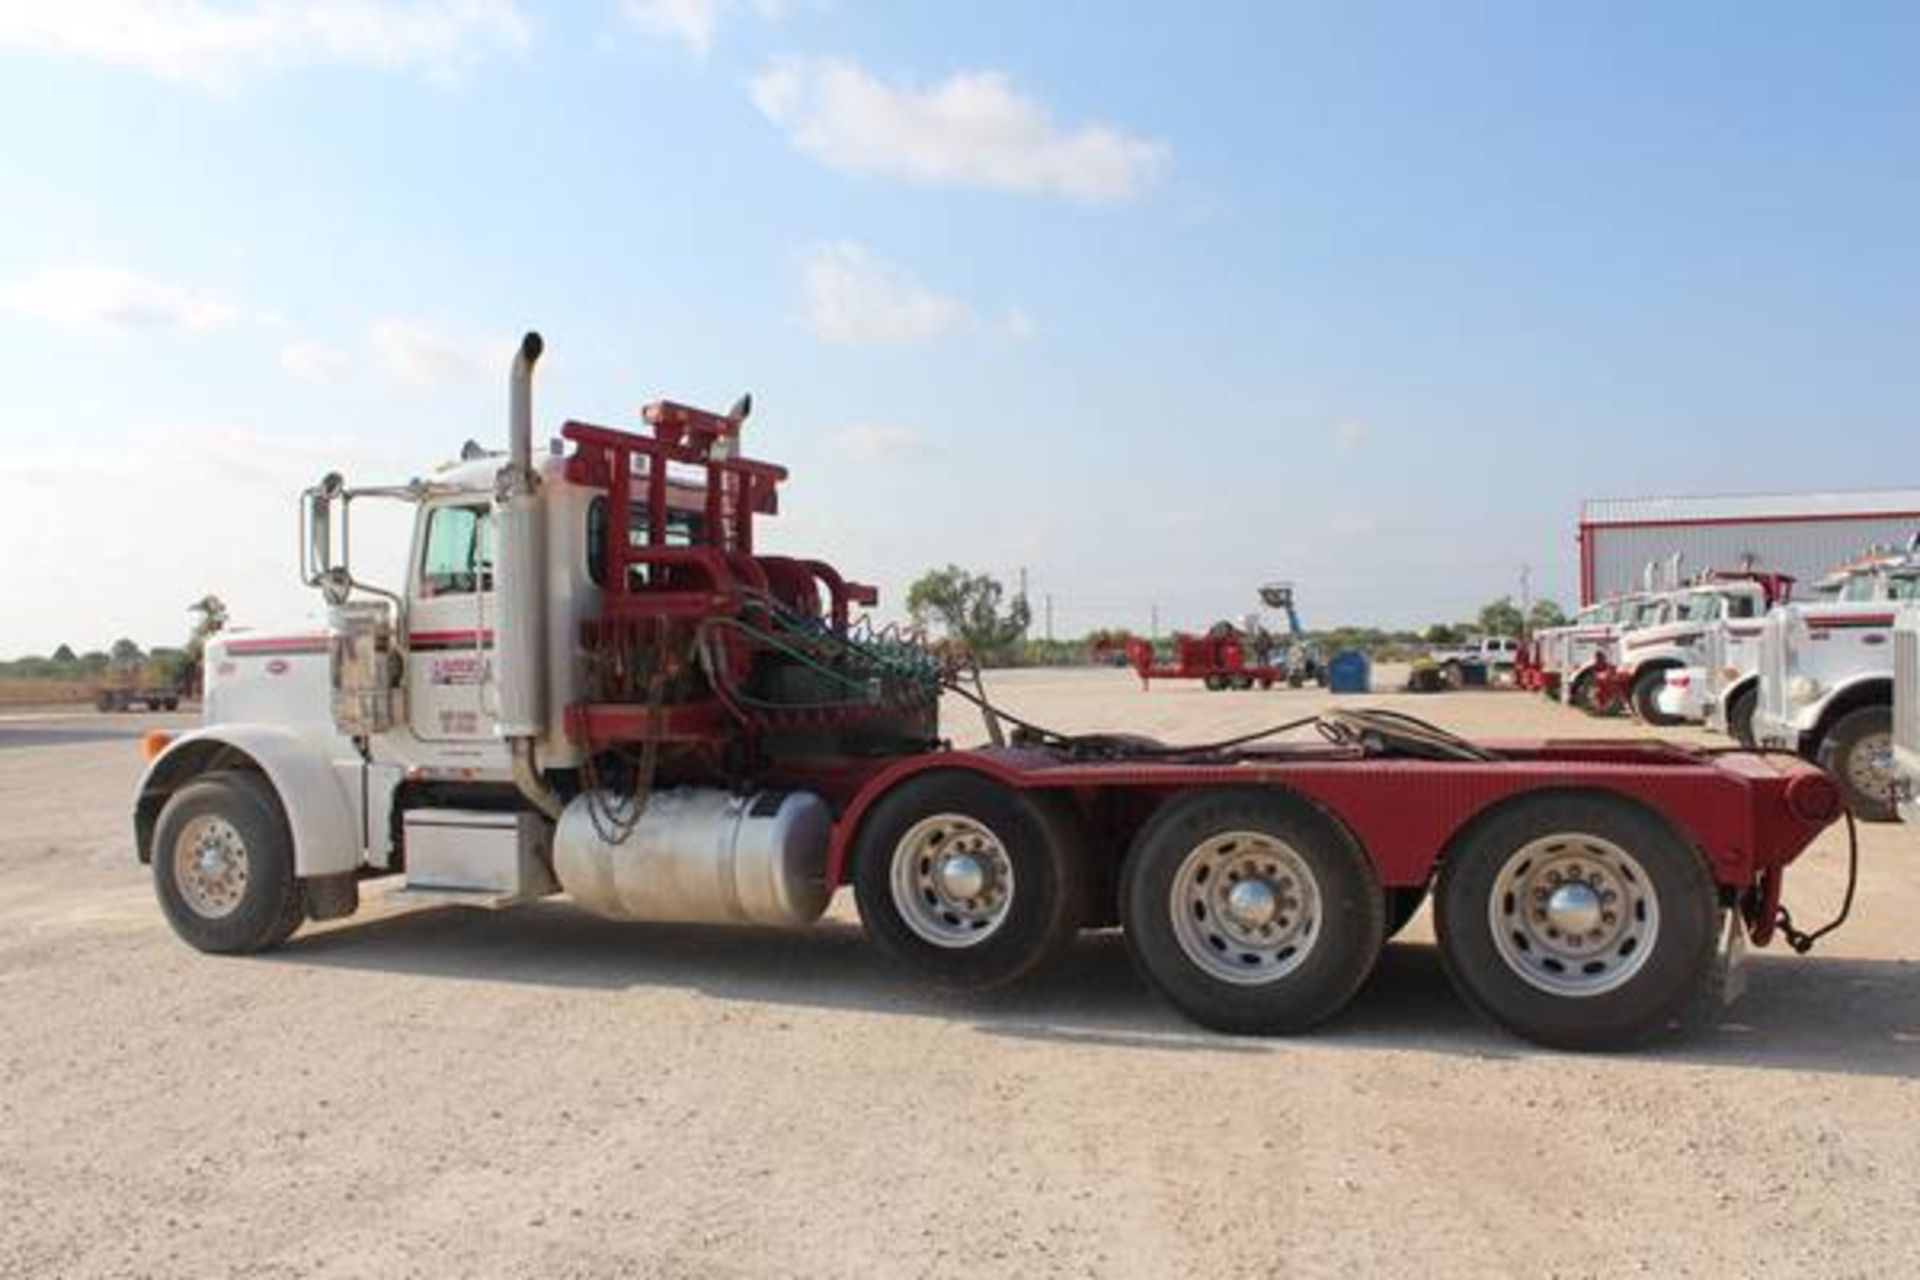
[497,332,563,821]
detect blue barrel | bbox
[1327,650,1371,694]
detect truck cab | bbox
[1750,546,1920,821]
[1632,573,1789,727]
[1565,591,1678,714]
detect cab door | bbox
[408,501,497,745]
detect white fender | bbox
[138,725,362,877]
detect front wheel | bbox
[1434,793,1720,1050]
[152,771,306,954]
[1630,668,1682,727]
[1816,706,1897,823]
[853,772,1085,989]
[1726,684,1758,748]
[1121,790,1383,1035]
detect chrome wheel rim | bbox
[173,814,250,919]
[1488,833,1658,997]
[890,813,1015,948]
[1169,831,1320,986]
[1846,731,1897,801]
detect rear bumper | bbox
[1655,667,1706,721]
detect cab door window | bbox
[420,505,493,597]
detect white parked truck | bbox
[1620,572,1792,727]
[1750,545,1920,821]
[1533,597,1639,703]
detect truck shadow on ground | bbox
[274,900,1920,1079]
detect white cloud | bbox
[619,0,720,55]
[998,307,1039,342]
[750,56,1169,203]
[0,264,240,336]
[796,241,969,346]
[368,318,503,387]
[0,0,532,91]
[829,423,929,464]
[279,340,353,384]
[1332,420,1372,453]
[618,0,785,56]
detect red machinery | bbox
[134,335,1856,1052]
[1125,622,1289,691]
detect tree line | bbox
[905,566,1569,667]
[0,596,228,689]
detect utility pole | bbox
[1044,593,1054,643]
[1151,604,1159,641]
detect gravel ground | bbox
[2,671,1916,1278]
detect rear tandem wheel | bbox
[1120,789,1384,1035]
[1433,792,1721,1050]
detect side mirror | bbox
[302,472,346,591]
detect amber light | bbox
[139,730,173,763]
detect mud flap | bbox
[1716,908,1749,1006]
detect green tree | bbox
[51,643,76,665]
[907,565,1032,664]
[186,595,228,660]
[1477,597,1526,638]
[1423,622,1466,645]
[181,594,229,694]
[109,637,144,665]
[1526,599,1568,631]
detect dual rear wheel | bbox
[855,779,1722,1049]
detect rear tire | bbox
[1203,675,1227,692]
[1434,793,1720,1050]
[853,772,1085,989]
[1631,668,1682,727]
[1726,684,1758,748]
[152,771,305,954]
[1815,706,1897,823]
[1121,790,1383,1035]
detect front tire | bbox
[1121,790,1383,1035]
[853,772,1084,989]
[1631,668,1682,727]
[1816,706,1898,823]
[1434,793,1719,1050]
[152,772,305,954]
[1725,684,1758,748]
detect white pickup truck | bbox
[1429,635,1518,683]
[1750,550,1920,821]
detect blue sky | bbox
[1,1,1915,656]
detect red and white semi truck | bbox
[134,336,1849,1050]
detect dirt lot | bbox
[2,673,1916,1278]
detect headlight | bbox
[1788,675,1823,706]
